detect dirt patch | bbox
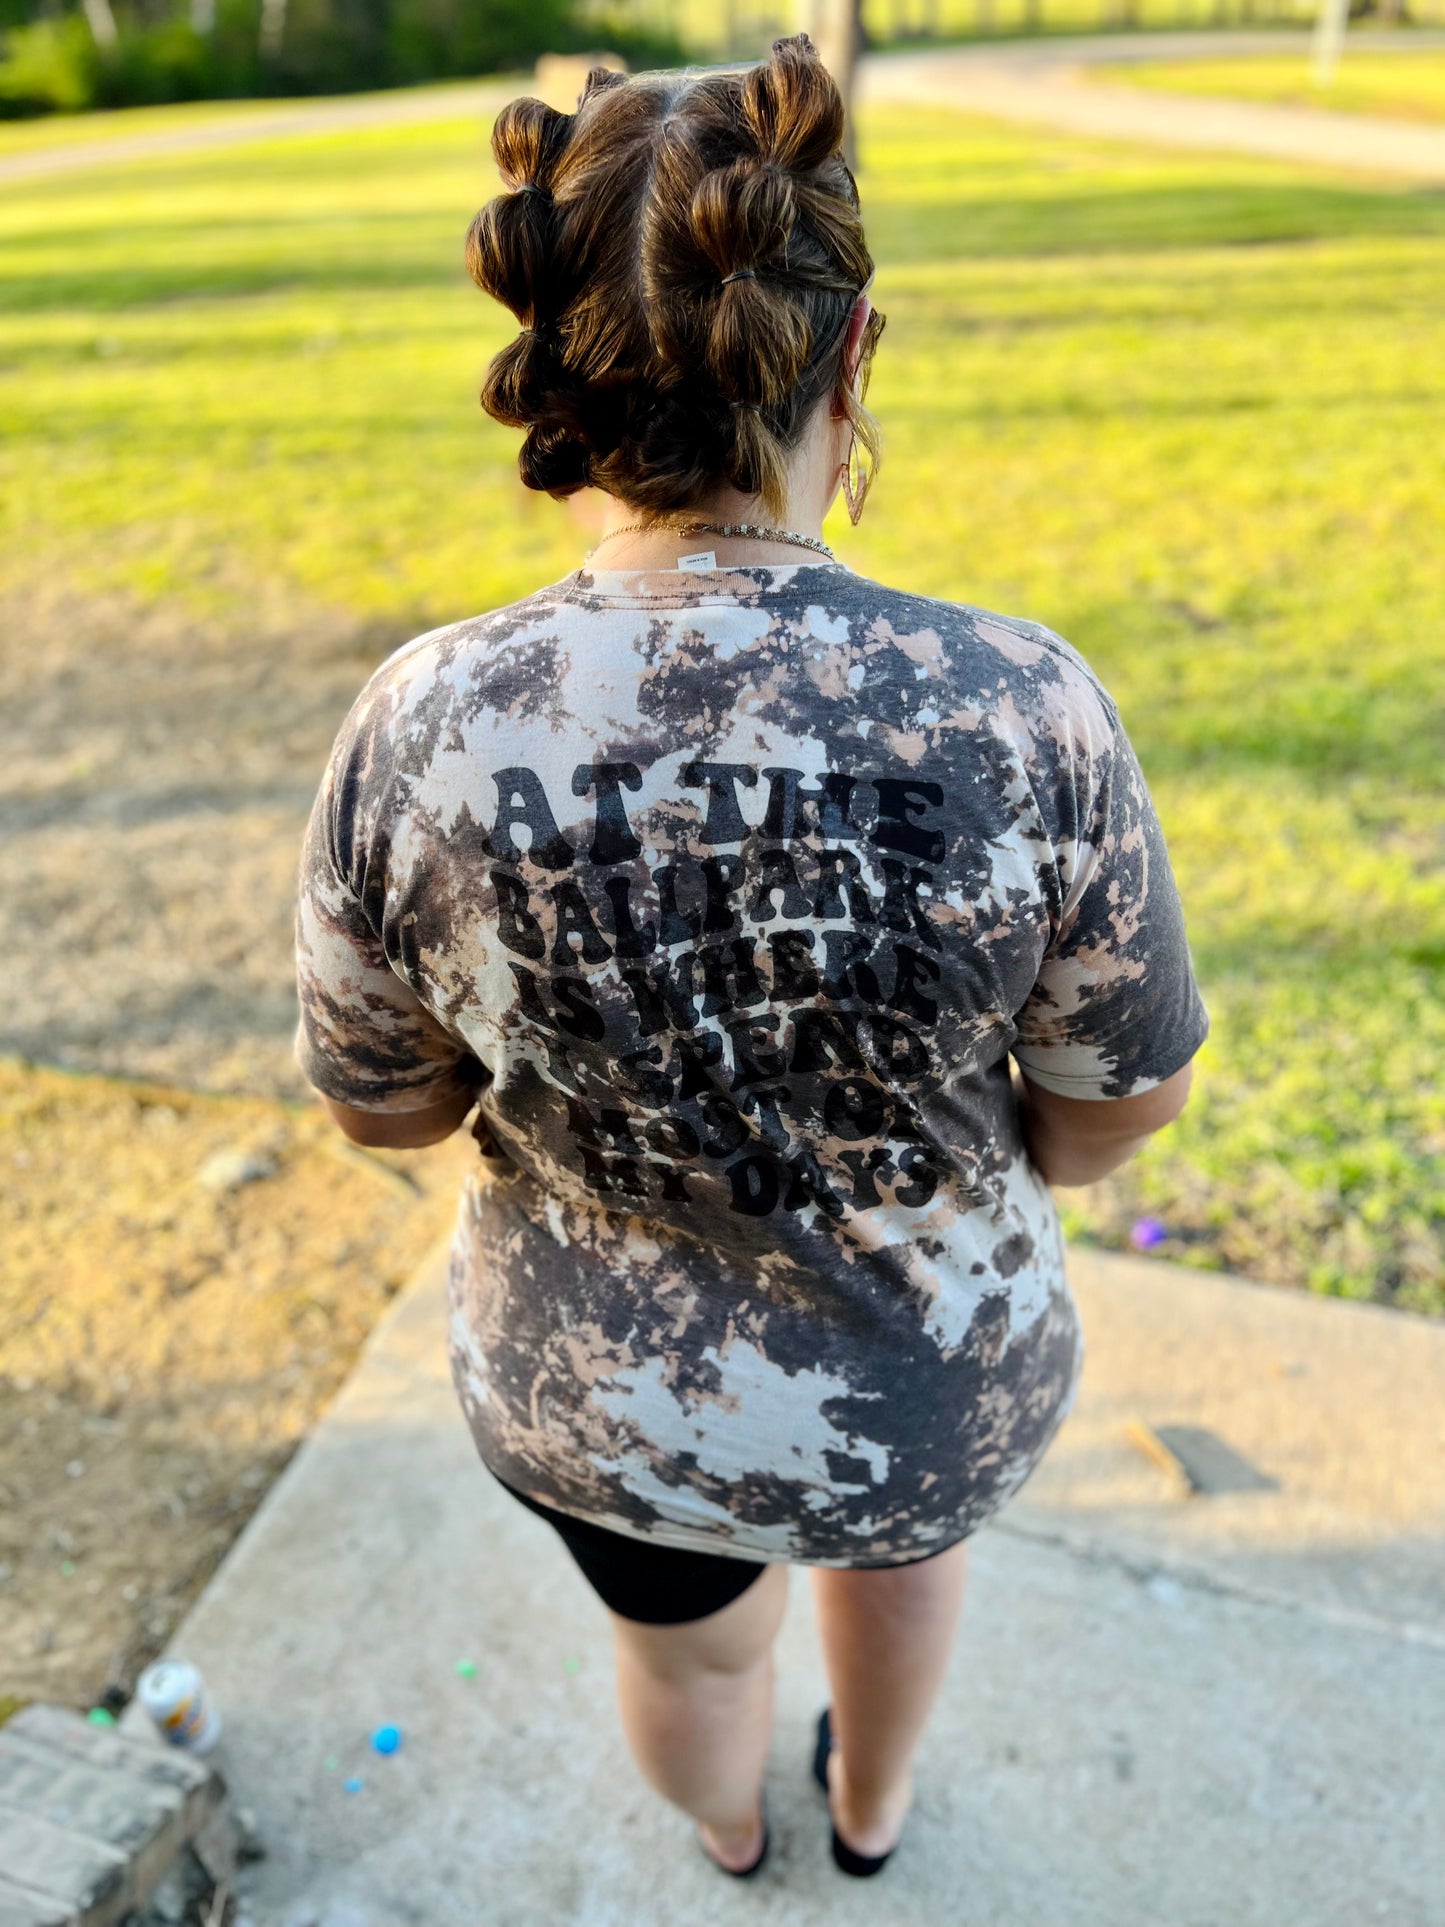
[0,1058,470,1719]
[0,575,438,1097]
[0,577,472,1724]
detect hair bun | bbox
[481,328,561,430]
[740,35,845,175]
[491,95,571,195]
[466,96,573,320]
[691,158,797,284]
[520,423,591,493]
[466,191,553,321]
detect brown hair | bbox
[464,34,884,519]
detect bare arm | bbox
[320,1085,479,1150]
[1014,1059,1195,1189]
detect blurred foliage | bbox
[0,15,97,112]
[0,101,1441,1309]
[0,0,684,116]
[1100,49,1445,123]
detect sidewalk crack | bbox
[990,1517,1445,1653]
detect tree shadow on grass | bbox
[872,178,1445,265]
[6,172,1445,312]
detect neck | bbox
[589,484,830,569]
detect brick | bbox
[0,1809,125,1923]
[0,1735,182,1852]
[0,1709,228,1927]
[6,1709,214,1805]
[3,1709,222,1849]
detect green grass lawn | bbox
[2,96,1441,1310]
[1100,48,1445,122]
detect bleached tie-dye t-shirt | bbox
[295,561,1209,1567]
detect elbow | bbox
[338,1112,430,1150]
[319,1091,473,1149]
[1102,1060,1197,1142]
[1146,1059,1195,1131]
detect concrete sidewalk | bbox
[118,1242,1445,1927]
[863,31,1445,183]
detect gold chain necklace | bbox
[585,518,836,562]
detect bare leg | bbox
[610,1563,789,1871]
[809,1541,969,1857]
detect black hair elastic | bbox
[515,182,551,202]
[721,268,757,285]
[729,400,762,412]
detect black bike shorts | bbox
[490,1470,962,1625]
[491,1472,768,1625]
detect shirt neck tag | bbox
[677,550,718,573]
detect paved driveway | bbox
[863,28,1445,181]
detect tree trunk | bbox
[81,0,119,51]
[1312,0,1350,87]
[810,0,861,170]
[259,0,288,61]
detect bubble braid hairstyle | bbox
[465,34,885,518]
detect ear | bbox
[832,292,873,415]
[843,291,872,390]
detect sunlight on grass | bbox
[1100,49,1445,124]
[0,99,1441,1308]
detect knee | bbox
[616,1622,773,1692]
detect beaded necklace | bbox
[585,518,835,563]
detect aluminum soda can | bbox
[136,1659,222,1754]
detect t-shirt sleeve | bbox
[1011,703,1210,1102]
[293,747,480,1116]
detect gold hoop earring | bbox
[841,427,872,526]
